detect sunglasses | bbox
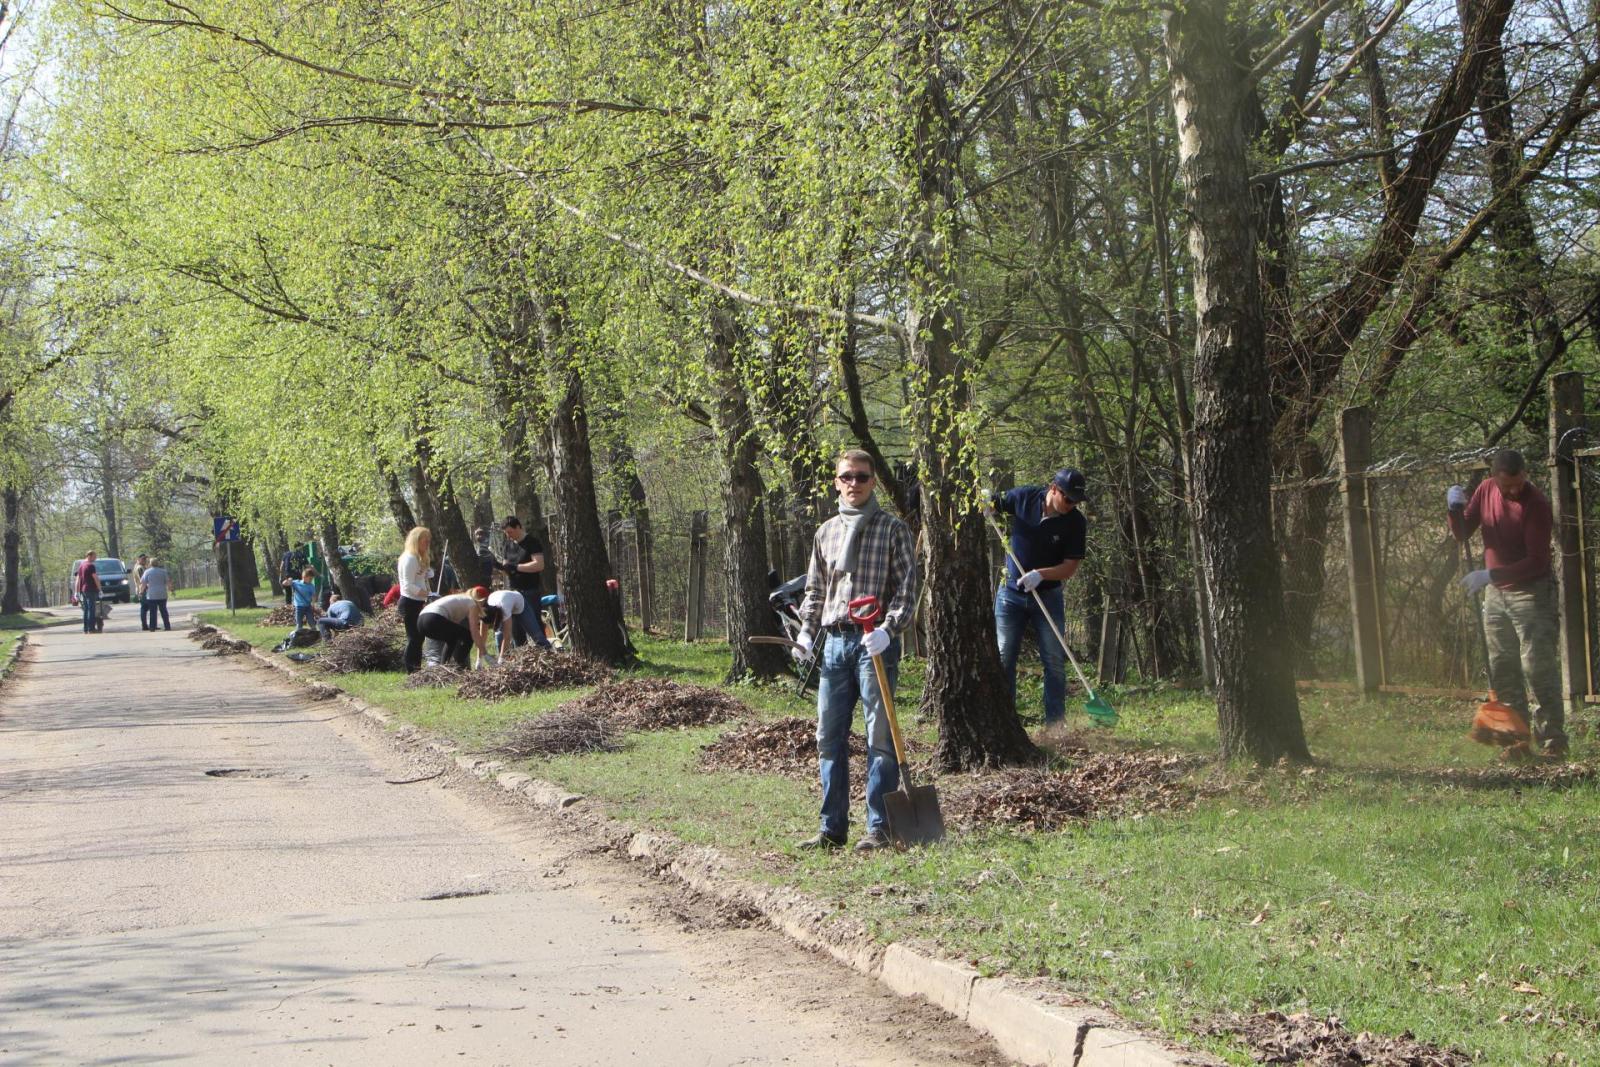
[836,472,874,484]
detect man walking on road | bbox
[792,450,919,853]
[1449,448,1567,761]
[991,469,1088,729]
[73,550,101,634]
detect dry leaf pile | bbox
[945,752,1203,830]
[318,612,404,674]
[455,647,612,701]
[1209,1012,1470,1066]
[699,716,863,780]
[493,705,620,758]
[404,664,465,689]
[260,604,316,627]
[199,634,251,655]
[187,624,218,640]
[562,677,749,731]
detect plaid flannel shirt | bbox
[798,508,919,641]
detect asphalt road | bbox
[0,601,1008,1066]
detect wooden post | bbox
[685,509,708,641]
[1549,371,1586,718]
[1339,407,1383,694]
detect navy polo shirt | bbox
[999,485,1086,592]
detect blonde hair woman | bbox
[418,585,491,668]
[397,526,433,672]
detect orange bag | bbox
[1468,698,1531,747]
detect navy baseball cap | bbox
[1051,468,1088,502]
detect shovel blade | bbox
[884,784,945,846]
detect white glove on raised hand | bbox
[1447,485,1469,512]
[861,627,890,657]
[792,631,814,663]
[1461,569,1493,596]
[1018,569,1044,593]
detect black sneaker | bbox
[853,829,891,852]
[795,832,845,851]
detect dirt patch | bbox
[561,677,751,732]
[404,664,466,689]
[187,624,218,640]
[651,884,765,932]
[199,634,251,655]
[318,612,404,674]
[944,752,1206,830]
[494,705,621,757]
[456,647,612,701]
[699,716,863,780]
[1209,1011,1470,1065]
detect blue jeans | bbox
[815,630,900,840]
[513,598,551,649]
[142,598,170,630]
[293,604,315,629]
[80,590,99,633]
[995,583,1067,724]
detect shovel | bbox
[848,595,945,846]
[984,512,1118,727]
[1460,542,1531,748]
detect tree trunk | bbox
[2,487,21,615]
[98,440,120,559]
[382,467,416,538]
[1166,0,1310,763]
[215,538,259,608]
[707,305,789,682]
[901,12,1038,770]
[23,491,44,607]
[318,518,371,612]
[538,297,632,666]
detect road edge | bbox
[220,632,1216,1067]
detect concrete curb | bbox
[212,624,1214,1067]
[0,632,27,686]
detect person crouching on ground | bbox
[486,587,528,659]
[792,449,919,853]
[990,468,1088,731]
[316,597,363,642]
[417,585,491,669]
[281,567,319,631]
[1448,448,1567,762]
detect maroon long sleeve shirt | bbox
[1447,479,1553,589]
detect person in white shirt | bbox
[486,588,527,659]
[397,526,433,673]
[418,586,491,669]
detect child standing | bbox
[282,566,318,630]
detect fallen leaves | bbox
[1209,1011,1471,1066]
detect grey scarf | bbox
[837,495,881,574]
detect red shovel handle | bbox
[847,595,882,631]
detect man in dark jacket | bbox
[499,517,551,649]
[1449,448,1566,761]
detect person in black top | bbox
[473,528,498,588]
[499,516,552,648]
[991,468,1088,728]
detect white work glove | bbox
[1461,569,1493,596]
[1447,485,1469,512]
[861,627,890,657]
[1018,569,1044,593]
[792,631,813,663]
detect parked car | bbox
[68,557,133,603]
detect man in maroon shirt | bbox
[1448,449,1566,761]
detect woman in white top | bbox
[418,585,490,668]
[485,588,526,658]
[397,526,433,673]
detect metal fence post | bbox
[1549,371,1586,718]
[1339,407,1383,694]
[685,509,708,642]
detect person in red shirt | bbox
[1448,449,1566,761]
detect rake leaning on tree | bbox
[1448,448,1568,762]
[791,449,920,853]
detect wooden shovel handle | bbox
[868,651,912,780]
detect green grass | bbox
[198,610,1600,1063]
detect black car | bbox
[70,557,133,603]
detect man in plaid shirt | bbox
[792,450,919,852]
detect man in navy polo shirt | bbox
[992,469,1088,728]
